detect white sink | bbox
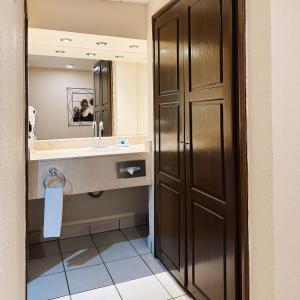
[87,146,128,153]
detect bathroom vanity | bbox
[28,136,152,200]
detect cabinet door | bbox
[93,60,112,136]
[154,0,186,285]
[184,0,238,299]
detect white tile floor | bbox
[27,226,193,300]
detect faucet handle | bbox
[92,121,97,137]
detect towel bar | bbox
[43,168,66,189]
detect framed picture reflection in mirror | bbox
[67,87,94,126]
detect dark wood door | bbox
[154,0,186,285]
[93,60,112,136]
[184,0,237,299]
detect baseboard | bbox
[29,213,148,244]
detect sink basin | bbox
[87,145,129,152]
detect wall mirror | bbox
[28,27,148,140]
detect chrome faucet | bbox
[92,121,97,137]
[96,121,104,147]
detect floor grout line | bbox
[104,254,140,264]
[28,270,66,282]
[90,231,140,262]
[62,241,142,267]
[139,252,184,300]
[116,228,172,299]
[153,272,174,299]
[120,230,141,257]
[63,262,104,273]
[119,228,155,276]
[121,227,152,257]
[60,246,97,255]
[89,233,124,300]
[121,227,155,275]
[57,239,72,298]
[66,283,116,299]
[28,227,183,300]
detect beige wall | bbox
[137,63,149,135]
[29,67,94,140]
[0,0,26,299]
[28,187,148,231]
[29,65,148,140]
[113,62,148,136]
[248,0,300,298]
[27,0,147,39]
[246,0,275,298]
[270,0,300,298]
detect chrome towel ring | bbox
[43,168,66,189]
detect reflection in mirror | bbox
[28,28,148,140]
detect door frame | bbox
[24,0,29,298]
[152,0,248,299]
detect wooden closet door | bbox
[184,0,238,299]
[154,0,186,285]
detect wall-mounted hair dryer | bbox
[28,106,36,140]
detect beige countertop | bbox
[30,144,148,161]
[28,136,153,199]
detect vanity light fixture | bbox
[65,64,74,69]
[59,37,72,43]
[86,52,96,57]
[129,44,139,49]
[55,50,65,54]
[96,41,108,46]
[115,55,124,59]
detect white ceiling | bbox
[28,28,147,70]
[28,55,98,71]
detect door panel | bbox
[159,18,180,95]
[159,183,180,269]
[185,0,237,299]
[93,60,112,136]
[191,102,225,199]
[189,0,223,88]
[102,109,110,134]
[193,204,225,300]
[159,104,180,178]
[101,63,109,105]
[154,0,186,285]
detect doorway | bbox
[24,0,248,299]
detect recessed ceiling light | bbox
[55,50,65,54]
[86,52,96,57]
[129,44,139,49]
[59,37,72,43]
[115,55,124,59]
[66,64,74,69]
[96,41,108,46]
